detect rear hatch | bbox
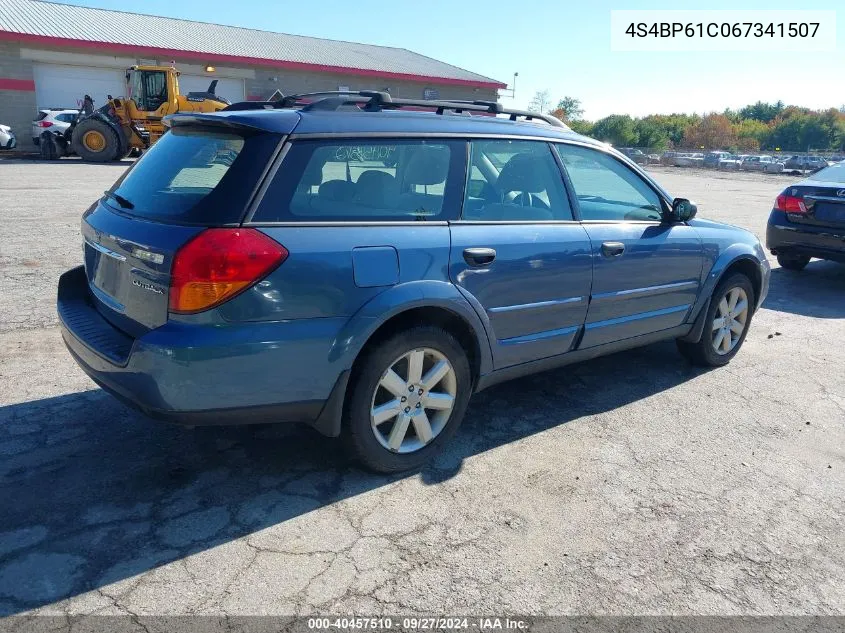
[82,117,288,336]
[785,163,845,232]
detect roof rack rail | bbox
[222,90,568,129]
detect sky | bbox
[47,0,845,120]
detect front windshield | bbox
[808,162,845,183]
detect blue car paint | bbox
[448,222,593,368]
[686,218,771,317]
[58,107,771,437]
[352,247,400,288]
[577,222,704,348]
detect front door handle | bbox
[463,247,497,267]
[601,241,625,258]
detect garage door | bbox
[33,64,125,111]
[179,76,245,104]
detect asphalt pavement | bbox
[0,159,842,617]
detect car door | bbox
[554,142,703,349]
[449,139,592,369]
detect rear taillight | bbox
[169,228,288,314]
[775,193,807,214]
[36,121,53,127]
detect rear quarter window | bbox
[251,139,466,222]
[108,126,281,225]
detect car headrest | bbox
[300,160,324,188]
[354,170,398,207]
[497,153,550,194]
[318,180,355,201]
[403,146,450,186]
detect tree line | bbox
[527,91,845,152]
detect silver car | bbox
[31,109,78,146]
[764,157,788,173]
[0,123,16,150]
[741,155,775,171]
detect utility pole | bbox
[499,72,519,100]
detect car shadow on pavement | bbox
[763,260,845,318]
[0,340,702,614]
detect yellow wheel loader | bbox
[62,66,230,162]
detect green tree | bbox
[633,119,669,150]
[552,96,584,122]
[591,115,637,146]
[640,113,699,147]
[738,100,785,123]
[733,118,768,151]
[568,119,594,136]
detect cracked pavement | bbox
[0,160,843,617]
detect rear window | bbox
[251,139,465,222]
[809,162,845,182]
[107,126,281,225]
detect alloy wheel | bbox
[711,287,749,355]
[370,348,457,454]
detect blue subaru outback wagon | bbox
[58,91,770,472]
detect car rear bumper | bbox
[57,266,349,433]
[767,210,845,263]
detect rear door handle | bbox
[601,241,625,258]
[463,247,497,267]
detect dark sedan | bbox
[767,161,845,270]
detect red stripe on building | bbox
[0,77,36,91]
[0,31,507,89]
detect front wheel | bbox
[677,273,755,367]
[71,118,120,162]
[776,253,810,271]
[343,326,472,473]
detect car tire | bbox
[776,253,810,271]
[342,326,472,473]
[39,134,58,160]
[677,273,756,368]
[71,118,120,162]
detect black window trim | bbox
[244,133,676,227]
[245,136,467,225]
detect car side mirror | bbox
[671,198,697,222]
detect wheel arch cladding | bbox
[692,245,765,322]
[328,281,493,387]
[719,258,763,309]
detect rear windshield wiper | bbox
[103,190,135,210]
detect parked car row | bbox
[618,147,662,165]
[660,150,838,174]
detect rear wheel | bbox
[39,133,58,160]
[343,326,472,473]
[677,273,755,367]
[72,119,120,162]
[776,253,810,271]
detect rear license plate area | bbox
[814,203,845,225]
[85,241,124,299]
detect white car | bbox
[0,123,16,150]
[31,109,78,146]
